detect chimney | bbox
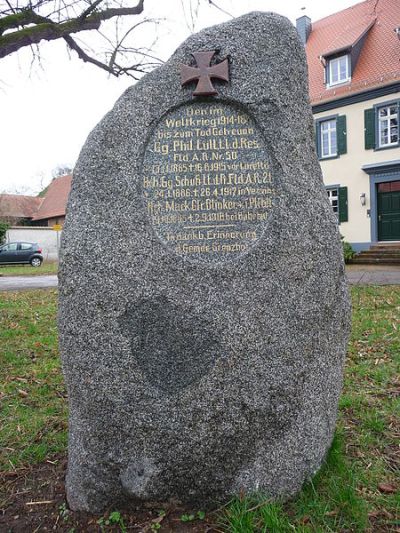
[296,15,312,45]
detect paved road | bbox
[0,275,58,291]
[346,264,400,285]
[0,266,400,291]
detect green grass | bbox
[0,262,58,276]
[0,287,399,531]
[0,289,67,470]
[219,286,400,532]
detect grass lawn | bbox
[0,287,399,532]
[0,262,58,277]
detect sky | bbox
[0,0,363,195]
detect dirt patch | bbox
[0,456,219,532]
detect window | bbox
[365,101,400,150]
[327,55,350,86]
[326,186,348,223]
[378,105,398,147]
[20,243,32,250]
[321,119,337,158]
[2,243,18,251]
[377,180,400,193]
[327,188,339,214]
[315,115,347,160]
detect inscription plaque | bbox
[141,102,275,261]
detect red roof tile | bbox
[32,174,72,221]
[306,0,400,105]
[321,17,376,57]
[0,194,42,218]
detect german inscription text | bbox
[141,102,274,261]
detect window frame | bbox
[325,185,348,224]
[315,114,341,161]
[327,54,351,87]
[326,186,339,215]
[376,101,399,149]
[320,118,337,158]
[365,101,400,151]
[2,243,18,252]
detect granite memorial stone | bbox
[59,12,351,512]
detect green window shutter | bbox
[337,115,347,155]
[364,108,375,149]
[315,121,321,158]
[338,186,348,223]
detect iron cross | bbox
[180,51,229,97]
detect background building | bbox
[30,174,72,227]
[0,194,42,226]
[298,0,400,258]
[1,174,72,261]
[0,174,72,228]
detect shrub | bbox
[341,235,355,263]
[0,221,9,245]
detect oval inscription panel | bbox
[141,102,275,262]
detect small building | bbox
[31,174,72,227]
[0,174,72,228]
[1,175,72,261]
[297,0,400,252]
[0,194,43,226]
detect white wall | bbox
[6,226,61,261]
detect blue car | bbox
[0,242,43,267]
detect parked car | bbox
[0,242,43,267]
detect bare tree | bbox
[0,0,163,78]
[52,164,73,178]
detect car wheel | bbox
[30,257,42,267]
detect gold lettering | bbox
[142,103,275,258]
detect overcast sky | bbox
[0,0,363,195]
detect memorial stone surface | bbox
[59,12,351,512]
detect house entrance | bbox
[377,181,400,241]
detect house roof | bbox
[306,0,400,105]
[320,17,376,57]
[32,174,72,221]
[0,194,42,218]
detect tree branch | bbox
[87,3,145,24]
[79,0,103,20]
[0,0,145,59]
[0,9,51,35]
[0,18,100,57]
[63,33,118,76]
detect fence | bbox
[6,226,61,261]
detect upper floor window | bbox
[378,105,399,147]
[327,55,350,86]
[364,101,400,151]
[315,114,347,160]
[321,119,337,158]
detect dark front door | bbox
[377,181,400,241]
